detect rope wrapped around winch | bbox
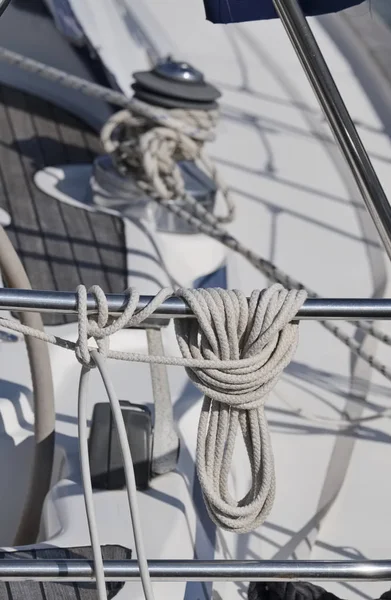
[100,102,235,223]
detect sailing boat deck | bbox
[0,84,127,325]
[0,2,390,600]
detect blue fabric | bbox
[193,264,228,289]
[203,0,366,23]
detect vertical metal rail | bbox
[272,0,391,261]
[0,0,12,18]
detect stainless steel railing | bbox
[1,288,391,319]
[273,0,391,262]
[0,0,389,587]
[0,559,390,582]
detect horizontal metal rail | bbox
[0,289,391,320]
[0,559,390,582]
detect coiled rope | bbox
[100,106,234,223]
[176,286,307,532]
[76,282,305,535]
[0,283,306,598]
[0,282,305,535]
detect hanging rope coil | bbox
[75,283,307,533]
[175,284,307,532]
[0,282,305,533]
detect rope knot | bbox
[174,284,307,533]
[75,285,138,367]
[75,286,176,368]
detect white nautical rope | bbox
[3,284,390,431]
[78,351,156,600]
[76,285,172,600]
[75,285,177,600]
[100,104,235,224]
[0,282,307,595]
[175,286,307,532]
[77,364,108,600]
[0,287,300,370]
[149,191,391,379]
[0,283,305,531]
[75,282,306,535]
[0,282,390,545]
[2,287,391,383]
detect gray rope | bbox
[0,225,55,546]
[0,289,307,372]
[75,285,174,365]
[175,285,307,532]
[88,351,156,600]
[78,365,108,600]
[0,46,215,141]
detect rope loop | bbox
[75,285,175,367]
[175,283,307,532]
[140,127,199,200]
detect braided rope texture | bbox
[1,283,307,531]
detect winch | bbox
[91,56,223,235]
[131,56,220,110]
[33,56,228,294]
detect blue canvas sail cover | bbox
[203,0,366,23]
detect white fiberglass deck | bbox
[0,2,390,600]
